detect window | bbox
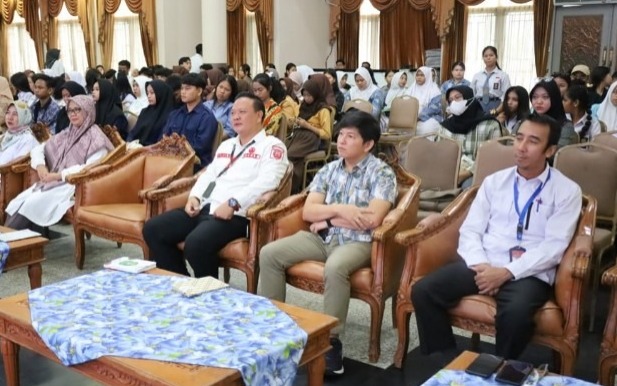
[6,14,39,75]
[464,0,536,90]
[359,0,380,69]
[245,10,263,78]
[111,1,147,72]
[57,5,88,73]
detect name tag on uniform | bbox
[202,181,216,198]
[509,246,526,261]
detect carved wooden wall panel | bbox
[559,15,602,72]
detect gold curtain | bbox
[227,6,246,73]
[0,0,15,77]
[65,0,96,68]
[124,0,157,66]
[440,1,467,82]
[337,11,360,69]
[18,0,44,69]
[533,0,553,77]
[380,1,436,69]
[98,0,121,70]
[226,0,273,70]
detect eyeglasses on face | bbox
[67,107,82,115]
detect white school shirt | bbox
[189,130,289,217]
[572,113,601,141]
[458,166,581,285]
[471,68,511,101]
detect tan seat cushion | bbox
[449,295,564,337]
[177,238,248,263]
[76,204,147,237]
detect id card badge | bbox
[202,181,216,198]
[509,246,526,262]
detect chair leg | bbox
[391,296,398,329]
[589,248,608,332]
[471,333,480,351]
[554,348,576,376]
[74,227,86,270]
[141,244,150,260]
[223,267,230,283]
[394,305,412,368]
[117,242,122,249]
[599,353,617,386]
[368,299,386,363]
[246,267,258,294]
[85,231,91,240]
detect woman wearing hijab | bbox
[346,67,384,119]
[5,95,114,229]
[529,79,577,148]
[93,79,129,139]
[383,71,409,113]
[128,80,175,145]
[596,82,617,131]
[0,76,14,131]
[324,69,345,121]
[0,102,39,165]
[203,75,238,138]
[55,81,87,134]
[439,85,504,186]
[44,49,66,77]
[407,66,443,136]
[64,71,87,90]
[288,71,304,102]
[127,75,151,116]
[279,78,300,122]
[286,78,332,193]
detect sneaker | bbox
[325,337,344,375]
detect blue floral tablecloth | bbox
[0,241,10,275]
[28,270,308,386]
[422,369,597,386]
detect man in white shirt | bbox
[142,92,289,278]
[412,113,582,362]
[190,43,204,74]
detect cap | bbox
[571,64,590,76]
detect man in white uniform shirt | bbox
[143,92,289,278]
[412,113,581,362]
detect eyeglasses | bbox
[67,108,82,115]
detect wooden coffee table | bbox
[0,226,48,289]
[0,268,338,386]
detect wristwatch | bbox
[228,198,240,211]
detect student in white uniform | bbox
[5,95,114,229]
[562,85,601,142]
[142,92,289,279]
[471,46,511,114]
[0,102,39,165]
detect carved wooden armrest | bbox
[0,155,29,174]
[258,193,308,223]
[65,164,113,184]
[11,163,31,174]
[394,213,449,246]
[373,208,405,241]
[603,265,617,286]
[143,176,198,201]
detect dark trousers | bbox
[412,260,551,359]
[142,205,249,278]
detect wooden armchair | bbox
[258,163,421,362]
[144,163,294,293]
[0,123,51,224]
[392,186,596,375]
[70,134,195,269]
[599,264,617,386]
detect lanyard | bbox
[513,169,551,242]
[216,139,255,179]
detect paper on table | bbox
[0,229,42,242]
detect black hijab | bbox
[441,85,497,135]
[45,49,60,69]
[128,80,174,145]
[55,81,87,133]
[530,79,567,124]
[94,79,124,128]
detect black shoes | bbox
[325,337,345,375]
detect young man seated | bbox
[412,113,581,364]
[259,110,397,375]
[143,93,289,278]
[31,74,60,134]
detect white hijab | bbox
[296,65,315,83]
[128,75,151,115]
[349,67,379,101]
[407,66,441,110]
[385,71,409,108]
[66,71,87,89]
[597,82,617,130]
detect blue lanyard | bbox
[513,169,551,242]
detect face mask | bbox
[447,99,470,116]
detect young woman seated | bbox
[5,95,114,229]
[563,85,602,142]
[324,69,345,121]
[127,75,151,116]
[252,74,284,136]
[204,75,238,138]
[408,66,443,136]
[530,79,577,148]
[279,78,299,122]
[55,81,87,134]
[497,86,529,134]
[383,71,409,113]
[0,102,39,165]
[286,78,332,193]
[345,67,384,119]
[595,82,617,131]
[93,79,129,139]
[128,80,175,145]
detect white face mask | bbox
[447,99,470,116]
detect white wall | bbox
[156,0,203,67]
[274,0,336,71]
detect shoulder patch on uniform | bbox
[270,145,284,160]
